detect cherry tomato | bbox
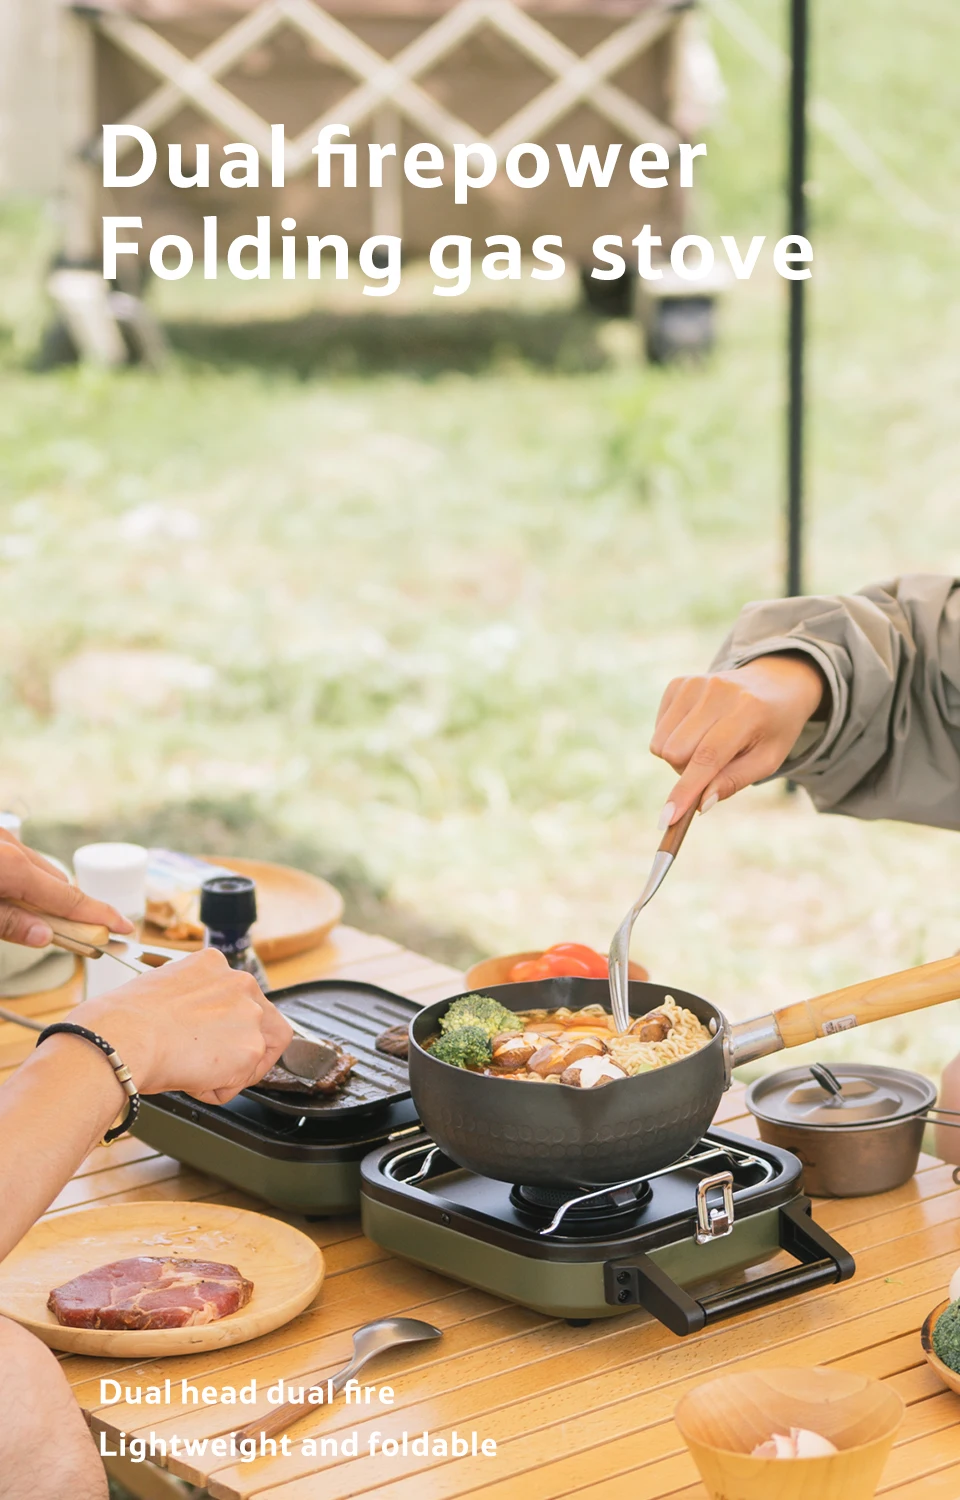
[508,958,551,982]
[546,942,608,978]
[540,952,594,978]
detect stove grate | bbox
[383,1134,777,1237]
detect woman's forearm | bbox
[709,575,960,826]
[0,1036,125,1261]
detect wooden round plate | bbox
[142,855,344,962]
[921,1300,960,1394]
[0,1201,324,1357]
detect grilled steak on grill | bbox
[259,1048,357,1094]
[48,1256,254,1330]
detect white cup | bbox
[73,842,149,921]
[0,813,22,839]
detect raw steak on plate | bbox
[47,1256,253,1330]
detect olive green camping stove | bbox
[359,1128,854,1333]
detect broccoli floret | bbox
[439,993,517,1039]
[430,1025,493,1070]
[933,1299,960,1372]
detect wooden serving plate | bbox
[0,1202,324,1357]
[921,1300,960,1394]
[142,855,344,962]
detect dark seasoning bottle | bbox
[199,875,270,992]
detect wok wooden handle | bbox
[772,952,960,1049]
[9,902,110,957]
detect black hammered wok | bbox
[409,954,960,1188]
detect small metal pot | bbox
[746,1063,938,1197]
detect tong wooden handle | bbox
[8,902,110,957]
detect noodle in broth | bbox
[605,996,713,1076]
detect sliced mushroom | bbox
[628,1011,673,1043]
[560,1036,606,1066]
[490,1034,538,1071]
[375,1024,410,1059]
[528,1042,571,1077]
[562,1055,627,1089]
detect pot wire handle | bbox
[921,1106,960,1125]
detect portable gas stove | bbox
[360,1127,855,1333]
[134,980,421,1216]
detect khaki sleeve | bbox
[709,574,960,828]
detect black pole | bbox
[786,0,809,598]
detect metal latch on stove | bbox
[695,1170,735,1244]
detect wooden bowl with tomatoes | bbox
[465,942,649,991]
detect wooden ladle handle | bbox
[236,1397,313,1443]
[658,801,698,859]
[772,952,960,1049]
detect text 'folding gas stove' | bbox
[360,1127,854,1334]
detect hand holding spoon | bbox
[608,803,698,1034]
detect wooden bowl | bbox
[674,1367,903,1500]
[465,950,649,989]
[921,1300,960,1394]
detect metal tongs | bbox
[0,905,180,1033]
[1,902,339,1082]
[6,902,175,975]
[608,803,698,1034]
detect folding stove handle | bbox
[603,1198,855,1337]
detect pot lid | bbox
[747,1062,936,1128]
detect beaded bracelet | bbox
[35,1022,140,1144]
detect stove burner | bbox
[510,1178,652,1232]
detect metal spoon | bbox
[236,1317,443,1441]
[608,803,698,1034]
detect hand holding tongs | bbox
[608,803,698,1034]
[2,904,336,1082]
[5,903,169,975]
[0,905,176,1033]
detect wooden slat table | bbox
[6,928,960,1500]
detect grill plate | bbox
[245,979,418,1121]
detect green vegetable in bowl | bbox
[430,1025,493,1070]
[933,1299,960,1372]
[439,993,517,1039]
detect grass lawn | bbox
[2,0,959,1080]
